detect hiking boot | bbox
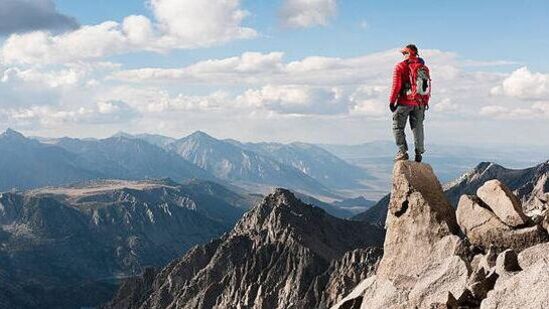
[415,152,423,163]
[394,151,409,162]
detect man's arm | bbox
[389,63,402,106]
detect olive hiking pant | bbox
[392,105,425,154]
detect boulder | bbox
[481,260,549,308]
[329,276,407,309]
[406,256,469,308]
[476,180,528,227]
[517,242,549,269]
[495,249,521,273]
[377,161,460,280]
[456,195,547,251]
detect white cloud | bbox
[491,67,549,100]
[149,0,256,46]
[480,102,549,119]
[0,0,257,65]
[348,85,386,117]
[3,100,139,129]
[432,98,459,112]
[279,0,337,28]
[98,85,233,113]
[237,84,348,115]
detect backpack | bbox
[405,60,431,106]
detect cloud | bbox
[1,62,119,88]
[3,100,140,129]
[0,0,79,36]
[480,102,549,119]
[3,44,545,144]
[348,85,386,117]
[279,0,337,28]
[432,98,459,112]
[491,67,549,100]
[111,49,398,86]
[0,0,257,64]
[237,84,348,115]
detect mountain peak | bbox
[187,130,215,140]
[111,131,135,139]
[1,128,26,140]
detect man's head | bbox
[401,44,419,59]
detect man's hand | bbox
[389,103,398,112]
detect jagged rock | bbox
[448,289,481,308]
[377,161,460,280]
[476,180,529,227]
[468,268,498,300]
[517,242,549,269]
[495,249,521,273]
[472,245,498,273]
[105,189,384,309]
[481,259,549,308]
[456,195,548,251]
[316,248,383,308]
[330,276,406,309]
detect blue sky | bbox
[53,0,549,70]
[0,0,548,146]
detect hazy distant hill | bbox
[167,131,339,199]
[0,129,100,191]
[52,135,214,182]
[235,141,374,190]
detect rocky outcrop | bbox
[332,162,471,309]
[104,189,385,309]
[377,161,460,280]
[481,258,549,308]
[314,248,383,308]
[456,181,547,251]
[336,160,549,309]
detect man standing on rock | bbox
[389,44,431,162]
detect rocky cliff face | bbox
[0,179,251,309]
[104,189,385,309]
[333,161,549,309]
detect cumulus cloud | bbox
[3,100,140,129]
[491,67,549,100]
[237,85,348,115]
[0,0,79,35]
[279,0,337,28]
[106,48,528,120]
[111,49,398,86]
[0,0,257,64]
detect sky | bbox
[0,0,548,146]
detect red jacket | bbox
[389,56,425,106]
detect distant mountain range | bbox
[0,179,253,308]
[0,129,214,192]
[4,127,547,212]
[2,128,384,207]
